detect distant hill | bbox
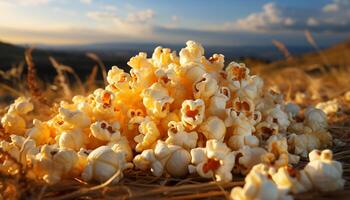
[255,39,350,74]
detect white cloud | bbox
[80,0,92,5]
[323,3,339,12]
[307,17,319,26]
[126,9,154,23]
[230,3,296,31]
[5,0,49,6]
[171,15,178,22]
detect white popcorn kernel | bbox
[193,73,219,100]
[231,164,293,200]
[90,121,120,142]
[109,136,133,162]
[226,62,250,83]
[232,97,255,115]
[179,40,204,65]
[26,119,53,145]
[181,99,205,130]
[165,121,198,150]
[0,135,39,174]
[235,146,267,175]
[134,118,161,152]
[134,141,191,177]
[263,135,299,168]
[33,145,78,184]
[152,47,178,68]
[189,140,235,182]
[106,66,131,91]
[287,133,321,158]
[285,103,300,118]
[199,116,226,141]
[207,87,230,119]
[304,149,345,192]
[58,129,85,151]
[82,146,133,183]
[200,53,225,72]
[142,82,174,118]
[59,108,91,128]
[226,112,258,150]
[1,112,26,135]
[8,96,34,115]
[266,105,290,131]
[304,107,328,131]
[155,66,177,86]
[271,166,312,194]
[255,121,279,140]
[316,99,340,115]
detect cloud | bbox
[222,1,350,33]
[126,9,154,23]
[80,0,92,5]
[323,3,339,13]
[228,3,295,32]
[3,0,50,6]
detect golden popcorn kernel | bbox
[185,106,199,119]
[202,158,221,173]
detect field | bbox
[1,38,350,200]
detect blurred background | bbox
[0,0,350,105]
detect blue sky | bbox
[0,0,349,46]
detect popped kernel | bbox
[134,117,161,152]
[33,145,78,184]
[189,139,235,182]
[199,116,226,141]
[231,164,292,200]
[82,146,133,183]
[134,140,191,177]
[181,99,205,130]
[304,149,345,192]
[165,121,198,150]
[141,82,174,118]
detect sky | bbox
[0,0,349,46]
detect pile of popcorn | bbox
[0,41,345,199]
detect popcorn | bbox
[262,135,299,168]
[152,47,179,68]
[58,129,85,151]
[304,149,345,192]
[316,99,340,115]
[199,116,226,141]
[179,40,204,65]
[193,73,219,100]
[200,53,225,73]
[26,119,53,145]
[8,96,34,115]
[231,164,292,200]
[59,108,91,129]
[235,146,267,175]
[304,107,328,132]
[82,146,133,183]
[226,111,259,150]
[0,40,343,190]
[165,121,198,150]
[181,99,205,130]
[90,121,121,142]
[271,166,312,194]
[189,140,235,182]
[33,145,78,184]
[207,87,230,118]
[265,105,290,132]
[106,66,131,91]
[134,118,161,152]
[0,135,38,174]
[141,82,174,118]
[134,140,191,177]
[1,112,27,135]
